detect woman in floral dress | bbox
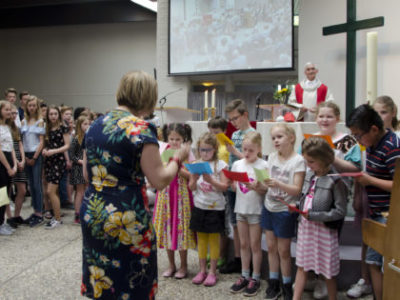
[80,71,189,300]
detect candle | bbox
[367,31,378,102]
[211,89,216,108]
[277,84,281,91]
[204,90,208,108]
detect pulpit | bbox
[362,159,400,299]
[155,107,201,125]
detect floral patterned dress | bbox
[80,110,158,300]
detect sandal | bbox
[44,210,53,220]
[174,269,188,279]
[162,268,176,278]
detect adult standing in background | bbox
[288,62,334,121]
[80,71,190,299]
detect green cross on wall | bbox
[323,0,384,119]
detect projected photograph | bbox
[169,0,293,75]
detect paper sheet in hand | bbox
[161,149,176,163]
[222,169,250,182]
[216,133,234,145]
[184,162,213,175]
[303,134,335,149]
[254,168,269,182]
[328,172,363,177]
[275,197,306,214]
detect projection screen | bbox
[169,0,294,75]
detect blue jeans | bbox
[25,153,43,213]
[59,170,68,204]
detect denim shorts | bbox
[227,190,237,226]
[260,206,297,239]
[365,215,387,266]
[236,213,261,225]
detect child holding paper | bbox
[153,123,196,279]
[229,131,267,297]
[188,132,228,286]
[293,137,348,300]
[259,124,305,300]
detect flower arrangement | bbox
[273,87,290,105]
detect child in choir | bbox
[229,131,267,297]
[260,124,305,300]
[6,105,27,229]
[69,115,90,224]
[207,116,230,269]
[221,99,255,274]
[42,105,70,229]
[0,101,17,235]
[188,132,228,286]
[153,123,196,279]
[373,95,400,137]
[293,137,347,300]
[310,101,362,299]
[19,96,45,227]
[345,104,400,300]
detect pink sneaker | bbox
[203,273,218,287]
[192,272,207,285]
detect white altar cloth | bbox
[187,121,349,155]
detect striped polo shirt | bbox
[366,130,400,217]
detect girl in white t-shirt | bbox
[229,131,268,296]
[189,132,228,287]
[261,124,306,299]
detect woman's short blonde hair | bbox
[116,71,158,114]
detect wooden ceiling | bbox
[0,0,156,28]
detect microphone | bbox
[255,92,263,121]
[159,88,183,109]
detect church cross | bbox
[323,0,384,118]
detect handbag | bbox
[0,186,10,207]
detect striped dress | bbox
[295,179,340,279]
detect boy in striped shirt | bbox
[346,104,400,300]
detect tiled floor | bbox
[0,205,374,299]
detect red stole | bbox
[295,83,328,104]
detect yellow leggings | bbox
[197,232,220,260]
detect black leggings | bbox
[0,205,6,225]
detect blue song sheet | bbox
[184,162,213,175]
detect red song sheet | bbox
[275,197,307,215]
[222,169,250,182]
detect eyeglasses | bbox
[199,148,214,153]
[352,131,367,141]
[228,114,242,122]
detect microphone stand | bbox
[255,92,262,121]
[158,88,183,125]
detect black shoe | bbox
[282,282,293,300]
[22,214,35,225]
[9,216,25,225]
[265,279,281,300]
[244,278,261,297]
[230,276,249,294]
[6,218,18,229]
[220,257,241,274]
[30,215,44,227]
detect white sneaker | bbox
[346,278,372,298]
[313,279,328,299]
[3,223,16,233]
[44,218,62,229]
[0,224,13,235]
